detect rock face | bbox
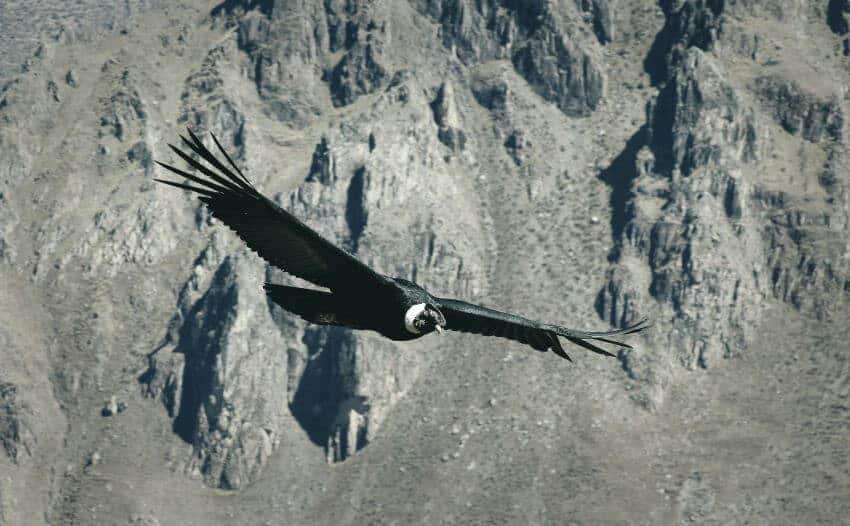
[1,0,849,523]
[431,81,467,151]
[598,0,849,408]
[598,47,766,406]
[142,68,486,484]
[213,0,393,122]
[419,0,607,116]
[0,382,36,463]
[143,246,289,489]
[755,75,843,144]
[280,80,486,463]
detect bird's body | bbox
[156,129,649,361]
[264,277,437,341]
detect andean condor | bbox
[155,130,649,361]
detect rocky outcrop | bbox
[282,76,486,463]
[511,16,605,117]
[0,187,17,263]
[214,0,392,122]
[143,72,486,486]
[0,382,36,464]
[430,81,466,152]
[755,76,843,144]
[646,0,725,85]
[98,75,146,142]
[143,242,289,490]
[326,0,391,107]
[73,196,181,278]
[577,0,615,44]
[600,1,850,408]
[420,0,605,116]
[760,201,850,319]
[328,35,389,107]
[215,1,328,125]
[600,48,765,383]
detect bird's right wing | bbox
[156,129,388,292]
[436,297,649,361]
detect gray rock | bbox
[431,81,466,152]
[471,75,509,111]
[144,248,288,490]
[98,91,144,141]
[511,18,605,117]
[503,129,529,166]
[420,0,605,116]
[127,141,152,170]
[755,75,844,143]
[0,383,36,463]
[129,514,161,526]
[646,0,725,84]
[600,48,765,389]
[2,0,849,522]
[577,0,615,44]
[329,39,389,107]
[101,395,126,416]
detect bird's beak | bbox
[434,325,444,335]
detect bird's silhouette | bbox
[156,129,649,361]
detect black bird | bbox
[155,130,649,361]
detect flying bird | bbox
[155,129,649,361]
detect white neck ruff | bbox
[404,303,427,334]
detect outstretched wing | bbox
[436,297,649,361]
[156,129,388,292]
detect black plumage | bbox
[156,129,649,361]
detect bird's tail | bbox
[548,318,651,358]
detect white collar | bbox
[404,303,427,334]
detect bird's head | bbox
[404,303,447,335]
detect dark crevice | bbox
[211,0,274,18]
[289,327,357,449]
[170,260,238,443]
[645,0,726,86]
[648,81,677,176]
[827,0,850,35]
[307,136,334,184]
[345,166,369,253]
[645,18,674,86]
[599,126,648,261]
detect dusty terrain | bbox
[1,0,849,524]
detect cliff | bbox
[0,0,848,524]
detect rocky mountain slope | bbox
[1,0,848,524]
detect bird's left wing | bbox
[156,129,389,292]
[435,297,649,361]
